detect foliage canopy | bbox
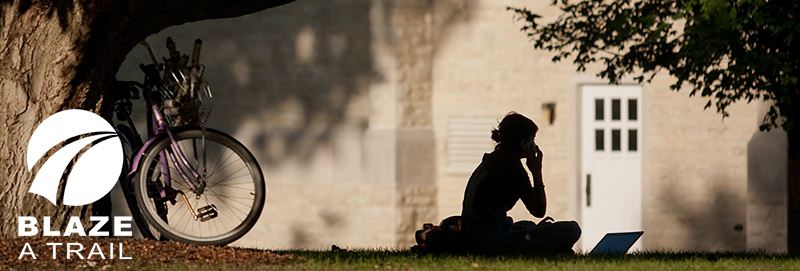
[510,0,799,131]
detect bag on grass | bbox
[411,216,465,254]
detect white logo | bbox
[26,109,123,206]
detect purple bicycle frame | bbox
[127,40,205,198]
[128,95,205,198]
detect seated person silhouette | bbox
[461,112,581,254]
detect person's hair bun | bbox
[491,129,501,143]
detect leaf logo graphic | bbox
[26,109,123,206]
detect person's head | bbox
[491,112,538,155]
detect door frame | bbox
[570,75,648,251]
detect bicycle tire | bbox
[133,128,265,246]
[121,164,160,240]
[116,124,159,240]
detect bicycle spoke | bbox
[206,174,251,187]
[205,192,253,211]
[207,150,237,179]
[208,142,225,176]
[206,184,256,191]
[181,214,191,235]
[206,192,247,221]
[212,214,222,236]
[204,193,256,202]
[167,204,182,223]
[207,180,255,186]
[206,169,250,187]
[174,204,191,225]
[204,158,244,182]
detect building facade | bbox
[114,0,787,252]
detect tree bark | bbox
[0,0,293,238]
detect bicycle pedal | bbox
[197,204,218,222]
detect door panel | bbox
[580,85,643,252]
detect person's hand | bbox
[526,144,543,178]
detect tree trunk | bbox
[0,0,293,238]
[787,129,800,253]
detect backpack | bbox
[411,216,466,254]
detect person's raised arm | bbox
[520,144,546,218]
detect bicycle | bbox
[108,39,265,246]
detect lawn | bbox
[2,237,796,270]
[109,250,797,271]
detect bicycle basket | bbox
[158,67,213,127]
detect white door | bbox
[580,85,643,252]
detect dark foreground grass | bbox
[8,250,798,270]
[99,250,799,271]
[269,250,797,271]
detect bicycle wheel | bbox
[133,128,265,245]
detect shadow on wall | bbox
[746,130,788,252]
[654,130,788,252]
[118,0,478,168]
[655,167,747,252]
[118,1,377,167]
[290,208,345,247]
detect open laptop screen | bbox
[589,231,644,254]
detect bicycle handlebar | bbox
[138,41,160,66]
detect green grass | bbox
[278,251,796,271]
[104,250,800,271]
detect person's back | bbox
[464,151,529,214]
[460,112,581,254]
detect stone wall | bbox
[641,74,756,251]
[391,0,438,247]
[117,0,403,249]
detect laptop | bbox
[589,231,644,255]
